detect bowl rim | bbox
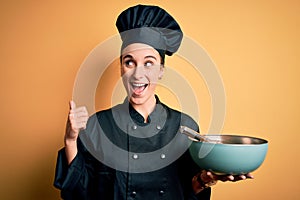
[191,134,268,145]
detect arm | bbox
[191,170,254,199]
[54,101,116,199]
[54,100,90,199]
[65,100,88,164]
[54,141,88,200]
[177,149,212,200]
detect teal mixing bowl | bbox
[189,135,268,175]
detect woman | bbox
[54,5,252,200]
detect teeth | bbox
[132,83,146,87]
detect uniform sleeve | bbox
[178,114,212,200]
[184,138,212,200]
[187,188,211,200]
[54,136,116,200]
[53,140,91,200]
[178,150,212,200]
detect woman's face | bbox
[121,43,164,106]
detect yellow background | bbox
[1,0,299,199]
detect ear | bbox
[120,63,125,76]
[158,66,164,79]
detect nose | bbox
[133,65,145,79]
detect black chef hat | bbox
[116,4,183,61]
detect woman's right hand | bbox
[64,100,89,164]
[65,100,89,141]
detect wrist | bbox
[192,175,205,194]
[64,138,78,165]
[197,170,218,189]
[64,137,77,153]
[197,173,210,189]
[64,135,77,146]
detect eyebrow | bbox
[144,55,157,60]
[122,54,157,60]
[122,55,133,60]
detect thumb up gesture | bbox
[65,100,89,142]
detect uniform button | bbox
[160,154,166,159]
[132,154,139,159]
[159,190,164,194]
[132,191,137,196]
[156,125,161,130]
[132,125,137,130]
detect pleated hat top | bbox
[116,4,183,59]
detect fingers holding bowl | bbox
[213,172,254,182]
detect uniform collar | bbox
[128,95,161,126]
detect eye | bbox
[144,61,154,68]
[124,60,135,68]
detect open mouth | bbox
[131,82,149,95]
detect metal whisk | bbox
[179,126,221,143]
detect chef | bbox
[54,4,252,200]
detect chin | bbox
[129,96,147,105]
[129,93,155,106]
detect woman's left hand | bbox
[192,170,254,194]
[214,172,254,182]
